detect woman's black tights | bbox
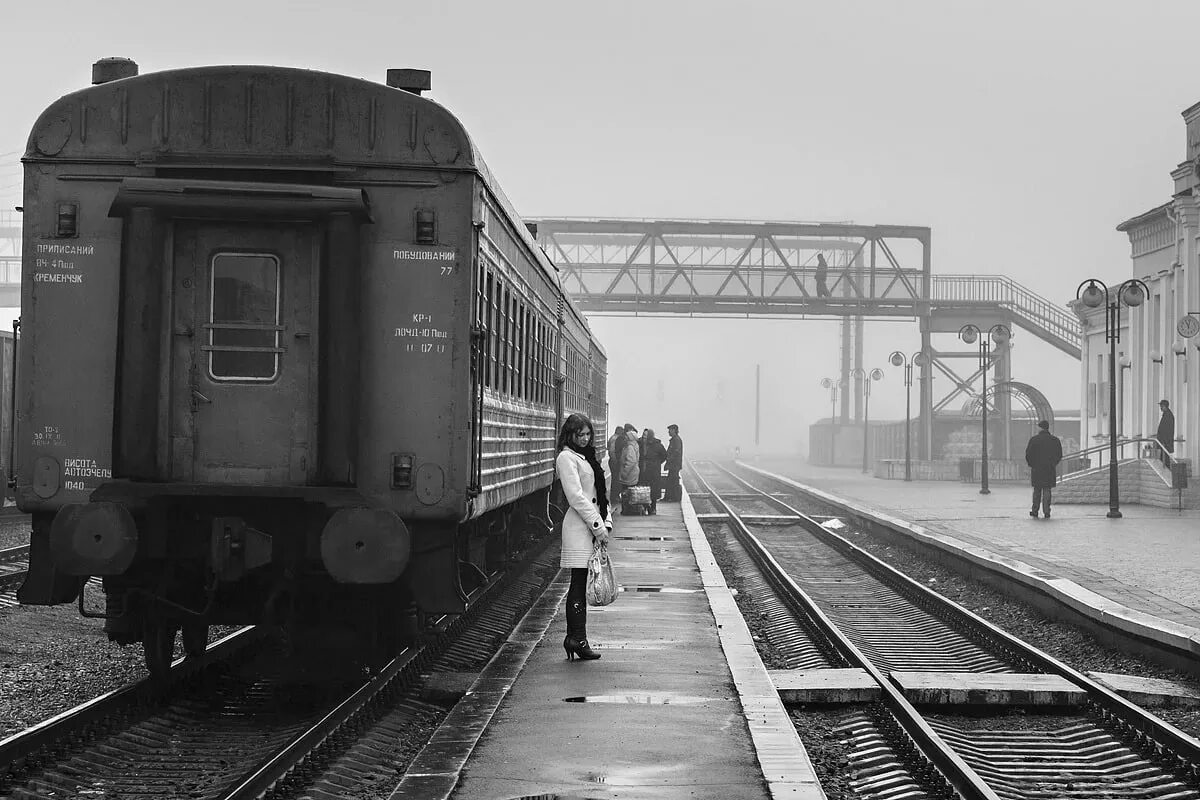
[566,567,588,640]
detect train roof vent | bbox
[386,68,431,95]
[92,57,139,84]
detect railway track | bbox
[0,544,29,608]
[689,460,1200,799]
[0,543,562,800]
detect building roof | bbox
[1116,201,1172,233]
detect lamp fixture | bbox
[1150,350,1163,364]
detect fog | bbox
[3,0,1198,455]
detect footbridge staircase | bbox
[931,275,1079,359]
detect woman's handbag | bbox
[585,542,617,606]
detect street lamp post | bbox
[888,351,927,482]
[819,378,841,465]
[1077,278,1149,518]
[957,324,1012,495]
[852,367,885,474]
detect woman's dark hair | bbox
[557,413,594,451]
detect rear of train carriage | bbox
[14,59,606,666]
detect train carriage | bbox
[15,59,606,672]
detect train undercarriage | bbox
[19,488,553,676]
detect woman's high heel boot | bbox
[564,600,600,661]
[563,634,600,661]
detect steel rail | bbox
[0,544,28,564]
[0,544,29,591]
[220,572,505,800]
[690,463,1001,800]
[715,461,1200,781]
[0,569,26,593]
[0,626,259,770]
[220,644,424,799]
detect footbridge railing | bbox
[933,274,1080,358]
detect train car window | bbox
[496,283,505,394]
[490,274,500,391]
[208,252,281,381]
[501,285,511,395]
[508,294,518,397]
[514,300,524,400]
[484,271,495,388]
[517,298,524,399]
[536,318,545,404]
[522,305,531,401]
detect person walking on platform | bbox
[1157,399,1175,466]
[638,428,668,515]
[663,424,684,502]
[617,425,641,514]
[1025,420,1063,518]
[555,413,612,662]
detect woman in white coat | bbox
[555,413,613,661]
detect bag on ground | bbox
[586,542,617,606]
[624,485,651,505]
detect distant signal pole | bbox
[755,364,761,447]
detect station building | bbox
[1075,100,1200,471]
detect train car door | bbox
[170,222,315,484]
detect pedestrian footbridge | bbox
[531,217,1080,458]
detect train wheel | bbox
[142,621,178,677]
[181,623,209,657]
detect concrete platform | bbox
[392,494,824,800]
[744,458,1200,662]
[765,668,1085,706]
[1088,671,1200,707]
[889,671,1085,706]
[768,668,880,703]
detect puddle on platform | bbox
[619,585,701,593]
[612,536,677,541]
[596,640,673,649]
[563,694,724,704]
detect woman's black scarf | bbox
[566,440,609,521]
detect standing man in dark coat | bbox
[638,428,668,515]
[662,424,684,502]
[606,423,629,500]
[1156,399,1175,466]
[1025,420,1063,518]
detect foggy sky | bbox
[2,0,1198,455]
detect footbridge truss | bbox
[531,217,1080,459]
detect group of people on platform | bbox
[551,414,684,662]
[605,422,684,515]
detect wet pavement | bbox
[424,496,820,800]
